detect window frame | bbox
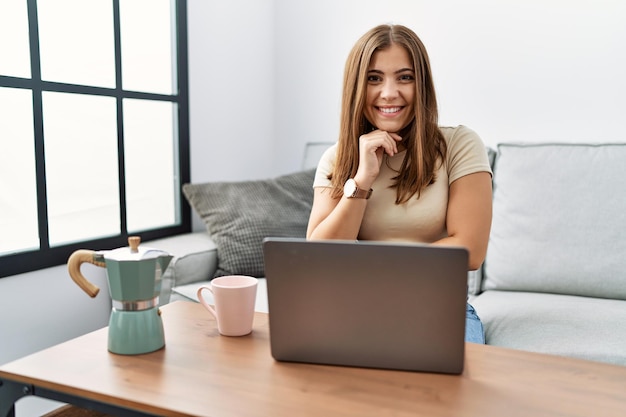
[0,0,190,278]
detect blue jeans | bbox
[465,303,485,344]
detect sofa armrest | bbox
[467,267,484,296]
[146,232,218,305]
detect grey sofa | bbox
[470,142,626,366]
[149,141,626,367]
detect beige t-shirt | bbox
[313,125,492,242]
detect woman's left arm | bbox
[433,171,492,270]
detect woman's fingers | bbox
[354,130,405,186]
[360,130,402,156]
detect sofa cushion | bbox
[483,143,626,299]
[472,290,626,366]
[182,169,315,278]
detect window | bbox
[0,0,190,278]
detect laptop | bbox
[262,238,469,374]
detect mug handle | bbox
[197,286,218,319]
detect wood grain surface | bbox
[1,301,626,417]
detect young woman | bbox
[306,24,492,343]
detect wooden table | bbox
[1,301,626,417]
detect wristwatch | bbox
[343,178,372,199]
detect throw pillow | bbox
[182,169,315,278]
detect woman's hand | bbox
[307,129,402,241]
[355,130,403,188]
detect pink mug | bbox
[197,275,258,336]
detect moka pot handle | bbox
[67,249,106,298]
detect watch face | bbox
[343,178,357,197]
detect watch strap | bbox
[351,187,372,199]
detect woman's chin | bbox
[375,123,403,134]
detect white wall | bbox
[271,0,626,175]
[190,0,626,221]
[187,0,276,183]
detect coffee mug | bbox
[197,275,258,336]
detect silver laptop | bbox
[262,238,469,374]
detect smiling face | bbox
[364,43,416,134]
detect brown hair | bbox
[330,24,446,204]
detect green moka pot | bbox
[68,236,173,355]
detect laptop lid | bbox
[262,238,469,374]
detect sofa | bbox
[148,141,626,367]
[470,142,626,366]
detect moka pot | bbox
[68,236,173,355]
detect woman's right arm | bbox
[306,187,368,240]
[306,130,401,240]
